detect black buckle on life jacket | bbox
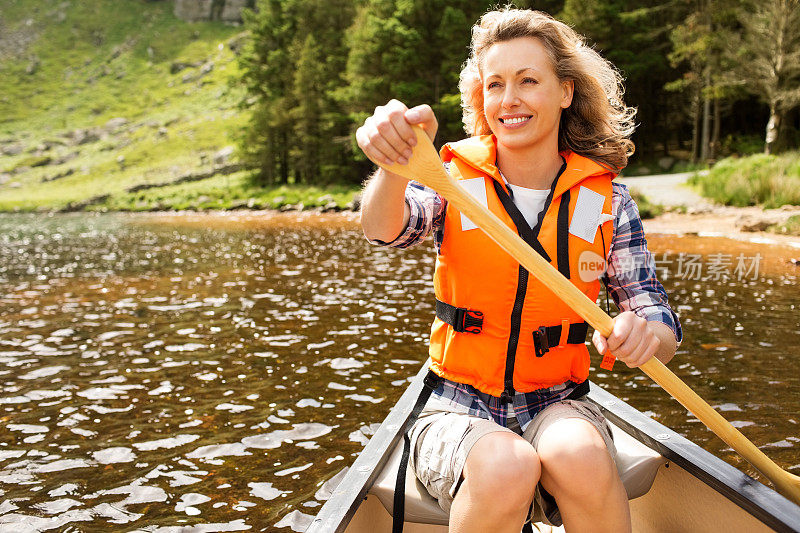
[533,326,550,357]
[423,370,442,391]
[454,308,484,334]
[499,390,513,404]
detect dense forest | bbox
[237,0,800,185]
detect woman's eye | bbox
[523,78,538,85]
[487,81,501,89]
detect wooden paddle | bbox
[379,125,800,506]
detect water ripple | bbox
[0,213,796,528]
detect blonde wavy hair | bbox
[459,7,636,172]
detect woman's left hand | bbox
[592,311,660,368]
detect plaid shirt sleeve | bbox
[366,179,447,249]
[604,183,683,343]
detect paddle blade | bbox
[381,127,453,191]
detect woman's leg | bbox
[536,418,630,533]
[449,431,541,533]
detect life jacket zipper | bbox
[501,265,528,402]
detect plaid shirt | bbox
[372,178,682,431]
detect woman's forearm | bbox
[356,101,438,243]
[648,320,677,365]
[360,168,411,243]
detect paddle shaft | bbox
[381,126,800,505]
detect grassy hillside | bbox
[0,0,358,212]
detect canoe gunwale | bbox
[587,384,800,533]
[308,364,430,533]
[311,364,800,533]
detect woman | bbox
[358,8,681,533]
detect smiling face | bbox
[481,37,573,155]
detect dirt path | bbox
[618,172,800,249]
[619,171,711,208]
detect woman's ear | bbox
[561,80,574,109]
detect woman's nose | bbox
[501,87,520,108]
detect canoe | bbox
[310,364,800,532]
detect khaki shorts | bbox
[408,395,616,526]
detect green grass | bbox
[630,189,663,219]
[0,0,260,212]
[688,152,800,208]
[96,172,361,212]
[768,215,800,237]
[0,0,240,132]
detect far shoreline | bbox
[136,207,800,250]
[4,205,799,249]
[641,207,800,250]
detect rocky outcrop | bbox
[1,143,24,156]
[219,0,251,22]
[0,17,39,61]
[174,0,214,21]
[60,194,110,212]
[173,0,254,23]
[124,162,246,194]
[65,118,129,146]
[735,207,800,233]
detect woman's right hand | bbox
[356,100,438,167]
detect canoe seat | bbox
[370,435,450,526]
[611,423,667,500]
[368,421,665,525]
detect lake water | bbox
[0,212,798,531]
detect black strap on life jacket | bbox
[435,299,484,334]
[556,188,571,279]
[491,180,551,263]
[567,379,591,399]
[531,322,590,357]
[437,304,588,347]
[392,369,443,533]
[499,266,528,404]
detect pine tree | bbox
[291,35,324,184]
[239,0,357,184]
[342,0,493,150]
[239,0,301,184]
[290,0,358,184]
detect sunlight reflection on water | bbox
[0,212,797,531]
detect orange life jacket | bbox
[428,135,614,397]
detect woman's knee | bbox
[463,432,540,508]
[537,419,617,495]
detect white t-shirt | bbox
[506,183,550,229]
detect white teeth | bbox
[502,117,529,125]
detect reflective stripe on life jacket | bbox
[428,135,614,396]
